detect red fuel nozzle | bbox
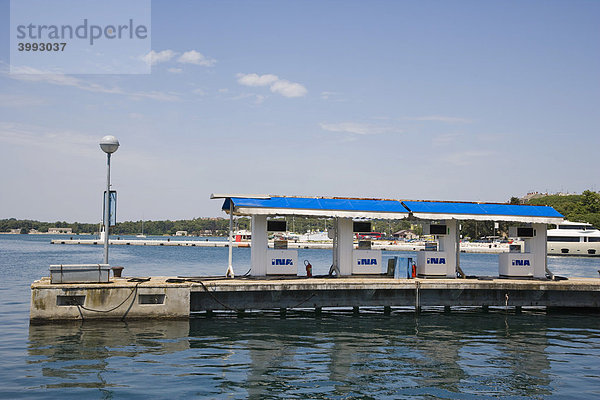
[304,260,313,277]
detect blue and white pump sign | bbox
[103,190,117,227]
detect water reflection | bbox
[28,320,190,391]
[26,311,600,398]
[186,311,557,398]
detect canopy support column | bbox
[251,215,268,276]
[331,219,338,274]
[532,223,547,279]
[226,202,235,278]
[336,218,354,276]
[440,219,459,278]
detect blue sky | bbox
[0,0,599,222]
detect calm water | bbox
[1,235,600,399]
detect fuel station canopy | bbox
[211,194,564,278]
[212,194,563,224]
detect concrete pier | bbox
[30,275,600,322]
[50,238,511,253]
[50,238,417,250]
[31,277,190,322]
[51,238,252,248]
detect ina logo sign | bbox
[427,258,446,264]
[272,259,293,266]
[357,259,378,266]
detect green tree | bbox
[524,190,600,228]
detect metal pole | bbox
[103,153,111,264]
[332,217,338,273]
[226,201,234,278]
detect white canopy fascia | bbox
[411,212,563,224]
[231,207,409,220]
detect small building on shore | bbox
[48,228,73,234]
[393,229,418,240]
[175,230,188,236]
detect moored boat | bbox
[547,221,600,256]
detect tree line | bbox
[2,191,598,237]
[0,218,238,236]
[0,216,412,237]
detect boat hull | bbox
[547,242,600,256]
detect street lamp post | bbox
[100,135,119,264]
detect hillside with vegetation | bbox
[523,190,600,228]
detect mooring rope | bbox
[288,293,316,309]
[195,279,316,313]
[197,280,238,311]
[75,277,150,320]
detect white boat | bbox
[547,221,600,256]
[136,221,146,238]
[233,229,252,241]
[297,230,332,242]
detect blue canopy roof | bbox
[221,196,410,219]
[402,201,563,219]
[212,194,563,223]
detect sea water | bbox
[1,234,599,399]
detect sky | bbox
[0,0,599,223]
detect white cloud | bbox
[0,122,98,157]
[7,67,180,101]
[270,80,307,98]
[140,49,216,68]
[167,67,183,74]
[320,91,348,102]
[9,66,83,86]
[319,122,401,135]
[0,94,47,107]
[405,115,473,124]
[192,88,206,95]
[177,50,216,67]
[320,91,346,101]
[236,73,307,98]
[142,50,176,66]
[432,132,464,146]
[130,91,180,102]
[230,93,267,104]
[236,73,279,87]
[0,121,177,172]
